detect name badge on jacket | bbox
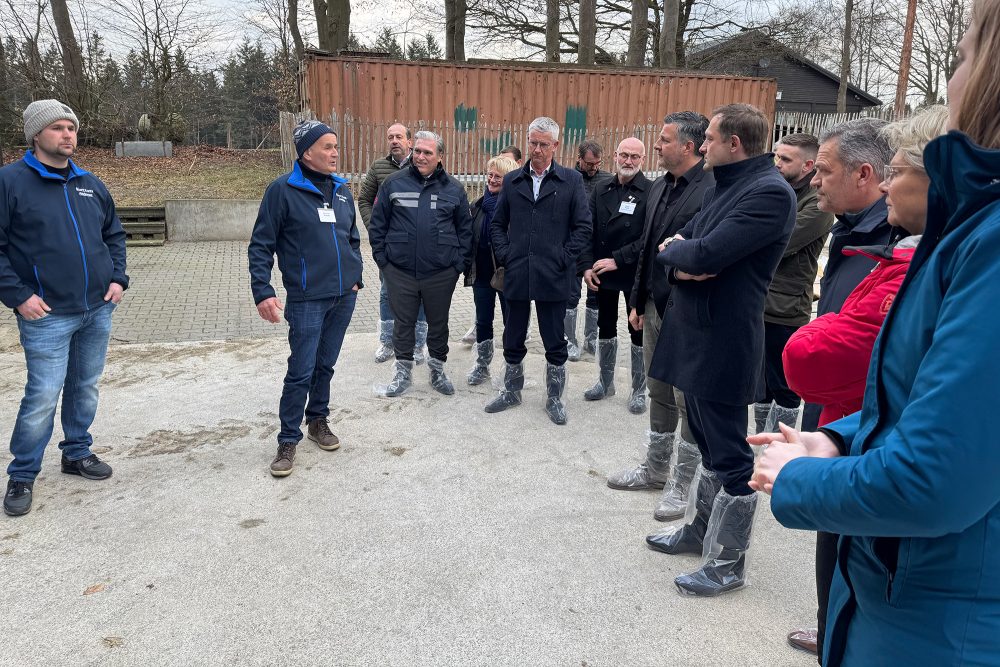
[619,201,637,215]
[318,207,336,224]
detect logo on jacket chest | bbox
[75,186,95,198]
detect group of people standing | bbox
[4,3,1000,660]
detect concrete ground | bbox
[0,240,819,666]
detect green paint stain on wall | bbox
[480,131,513,156]
[454,104,478,131]
[564,106,588,144]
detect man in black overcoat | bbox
[645,104,796,597]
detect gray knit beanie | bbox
[23,99,80,144]
[293,120,335,159]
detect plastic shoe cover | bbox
[461,323,477,346]
[484,362,524,413]
[414,321,429,365]
[467,339,494,386]
[584,338,618,400]
[654,436,702,521]
[374,320,395,363]
[646,465,721,555]
[427,357,455,395]
[564,308,581,362]
[544,363,568,425]
[374,359,414,397]
[607,430,673,490]
[627,343,647,414]
[583,307,599,355]
[675,491,758,597]
[764,404,800,432]
[752,402,771,434]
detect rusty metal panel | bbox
[301,54,777,133]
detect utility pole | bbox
[894,0,919,118]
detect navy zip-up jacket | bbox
[248,162,363,304]
[368,162,474,279]
[0,151,128,314]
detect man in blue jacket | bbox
[1,99,128,517]
[645,104,795,596]
[486,117,592,425]
[249,120,363,478]
[369,131,474,398]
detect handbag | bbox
[489,250,505,292]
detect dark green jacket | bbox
[357,153,408,228]
[764,171,835,327]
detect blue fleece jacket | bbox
[0,151,128,314]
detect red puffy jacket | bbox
[782,239,918,426]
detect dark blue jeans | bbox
[8,300,115,482]
[472,285,507,342]
[279,294,356,444]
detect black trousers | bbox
[596,287,642,346]
[815,530,839,663]
[567,278,599,309]
[685,394,755,496]
[801,402,823,432]
[383,264,458,363]
[503,299,568,366]
[762,321,801,408]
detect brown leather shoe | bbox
[307,418,341,451]
[787,627,819,654]
[270,442,296,477]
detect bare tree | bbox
[626,0,647,65]
[314,0,350,53]
[288,0,305,62]
[545,0,559,61]
[836,0,853,112]
[909,0,969,105]
[444,0,466,60]
[659,0,678,67]
[578,0,596,63]
[49,0,86,109]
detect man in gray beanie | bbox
[249,120,363,477]
[1,99,128,517]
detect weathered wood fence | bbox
[773,106,899,143]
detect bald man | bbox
[579,137,652,413]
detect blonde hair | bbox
[487,155,518,177]
[880,105,950,170]
[956,0,1000,148]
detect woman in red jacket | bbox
[781,105,949,658]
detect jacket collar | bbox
[408,161,446,183]
[837,196,888,234]
[388,152,410,168]
[514,159,566,183]
[791,170,816,196]
[924,131,1000,236]
[599,170,650,195]
[287,160,347,196]
[843,235,921,263]
[23,150,88,180]
[710,153,778,187]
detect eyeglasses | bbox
[528,141,554,151]
[486,172,503,182]
[882,164,923,184]
[617,152,644,162]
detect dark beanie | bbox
[294,120,335,158]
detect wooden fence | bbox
[773,106,899,143]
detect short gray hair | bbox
[528,116,560,142]
[879,105,949,170]
[820,118,893,172]
[414,130,444,154]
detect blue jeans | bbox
[8,300,116,482]
[379,269,425,324]
[279,294,356,444]
[472,285,507,342]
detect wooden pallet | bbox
[119,207,167,246]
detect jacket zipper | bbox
[328,202,344,294]
[33,265,44,299]
[63,182,90,310]
[300,257,307,291]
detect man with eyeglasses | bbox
[580,137,651,415]
[486,116,592,425]
[565,140,610,360]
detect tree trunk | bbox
[545,0,560,62]
[627,0,648,66]
[289,0,305,63]
[50,0,86,110]
[445,0,456,59]
[837,0,854,113]
[660,0,679,68]
[578,0,596,65]
[894,0,917,117]
[313,0,351,53]
[454,0,466,61]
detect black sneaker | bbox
[4,480,33,517]
[61,454,113,480]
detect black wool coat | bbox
[648,153,796,405]
[490,161,592,302]
[579,171,651,293]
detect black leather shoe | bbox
[4,480,33,516]
[61,454,113,480]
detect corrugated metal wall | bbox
[300,55,778,132]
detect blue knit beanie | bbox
[294,120,336,158]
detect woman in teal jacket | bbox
[750,3,1000,664]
